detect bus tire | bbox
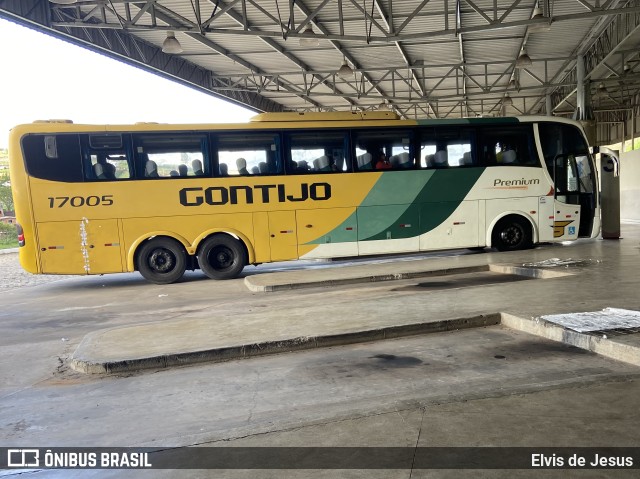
[492,216,533,252]
[137,237,187,284]
[198,234,247,280]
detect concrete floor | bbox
[1,225,640,477]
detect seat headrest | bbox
[502,150,517,163]
[144,160,158,177]
[425,154,435,167]
[192,159,203,175]
[434,150,448,165]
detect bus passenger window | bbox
[353,129,414,172]
[421,127,474,168]
[133,134,208,178]
[89,153,130,180]
[286,130,349,174]
[80,134,131,181]
[216,133,281,176]
[481,125,535,167]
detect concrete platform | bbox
[70,224,640,375]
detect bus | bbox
[8,112,600,284]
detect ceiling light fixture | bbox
[337,59,354,80]
[529,7,551,33]
[378,100,391,111]
[162,31,183,54]
[49,0,78,4]
[502,94,513,106]
[299,24,320,47]
[516,49,532,68]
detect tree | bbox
[0,222,17,245]
[0,171,13,212]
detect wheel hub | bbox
[150,249,175,273]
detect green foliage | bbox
[0,181,15,211]
[624,138,640,152]
[0,221,18,246]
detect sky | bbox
[0,18,254,149]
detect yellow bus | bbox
[9,112,599,284]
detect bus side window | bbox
[428,128,474,168]
[133,133,208,178]
[353,129,414,172]
[215,133,282,176]
[22,134,84,182]
[286,130,349,174]
[480,125,535,167]
[81,134,132,181]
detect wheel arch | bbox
[194,229,255,264]
[127,232,190,272]
[486,212,538,248]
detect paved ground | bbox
[1,227,640,477]
[0,249,67,291]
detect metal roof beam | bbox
[550,5,640,113]
[49,4,640,43]
[148,1,325,109]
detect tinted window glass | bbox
[353,129,414,171]
[22,134,83,182]
[480,125,536,166]
[420,127,474,168]
[82,134,132,180]
[134,134,207,178]
[286,130,349,174]
[539,122,589,162]
[215,132,282,177]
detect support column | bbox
[576,55,585,119]
[546,94,553,116]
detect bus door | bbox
[37,219,123,274]
[539,122,598,239]
[552,154,598,240]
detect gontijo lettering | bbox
[179,182,332,206]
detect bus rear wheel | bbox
[198,235,247,280]
[137,237,187,284]
[492,216,533,252]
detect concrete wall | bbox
[620,148,640,223]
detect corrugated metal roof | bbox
[5,0,638,121]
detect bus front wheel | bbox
[137,237,187,284]
[492,216,533,252]
[198,235,247,280]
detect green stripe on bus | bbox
[306,168,485,244]
[358,168,485,241]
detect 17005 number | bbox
[48,195,114,208]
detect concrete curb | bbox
[244,263,573,292]
[501,313,640,367]
[70,313,502,374]
[0,247,18,255]
[70,310,640,375]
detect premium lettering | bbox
[493,178,540,187]
[180,182,331,206]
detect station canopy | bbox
[2,0,640,143]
